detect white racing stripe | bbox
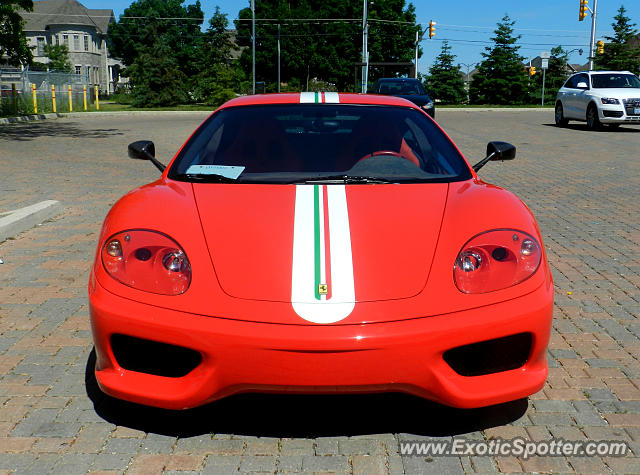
[291,185,355,323]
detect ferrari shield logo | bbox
[318,284,328,295]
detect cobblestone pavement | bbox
[0,110,639,474]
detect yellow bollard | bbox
[83,85,87,111]
[95,85,99,110]
[51,85,57,113]
[68,84,72,112]
[32,83,37,114]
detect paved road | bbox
[0,110,639,474]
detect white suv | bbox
[555,71,640,130]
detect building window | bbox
[36,37,45,56]
[84,36,89,52]
[63,35,69,47]
[75,66,81,75]
[73,35,79,51]
[55,35,59,45]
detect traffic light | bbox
[529,67,536,76]
[579,0,589,21]
[596,40,604,54]
[428,20,436,39]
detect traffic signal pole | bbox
[361,0,369,93]
[588,0,598,70]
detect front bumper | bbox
[599,104,640,124]
[89,280,552,410]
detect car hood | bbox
[193,184,448,304]
[589,88,640,99]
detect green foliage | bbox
[108,0,204,78]
[529,46,569,104]
[43,44,72,73]
[0,0,33,66]
[425,41,466,104]
[469,15,530,105]
[594,6,640,73]
[192,7,244,106]
[234,0,419,92]
[126,33,188,107]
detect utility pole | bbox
[588,0,598,70]
[414,30,419,79]
[361,0,368,93]
[251,0,256,94]
[277,23,281,93]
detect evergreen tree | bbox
[0,0,33,66]
[43,44,72,72]
[109,0,204,78]
[193,8,244,105]
[234,0,419,92]
[469,15,529,104]
[594,5,640,73]
[127,30,187,107]
[425,41,466,104]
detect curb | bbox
[0,200,64,243]
[0,113,61,125]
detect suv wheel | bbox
[586,104,602,130]
[555,103,568,127]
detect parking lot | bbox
[0,109,639,474]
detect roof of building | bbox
[22,0,113,35]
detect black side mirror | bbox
[127,140,165,172]
[473,141,516,172]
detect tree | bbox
[530,46,569,105]
[234,0,420,92]
[43,44,72,72]
[594,5,640,73]
[425,41,466,104]
[126,30,187,107]
[469,15,530,105]
[0,0,33,66]
[192,7,244,105]
[108,0,204,78]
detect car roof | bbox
[573,70,634,75]
[219,92,422,110]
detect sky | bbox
[80,0,640,74]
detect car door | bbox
[572,73,592,120]
[559,75,579,118]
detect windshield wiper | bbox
[292,175,395,184]
[175,173,238,183]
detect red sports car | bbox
[89,92,553,410]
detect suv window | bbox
[564,75,579,89]
[578,74,590,88]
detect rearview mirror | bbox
[576,81,589,89]
[487,141,516,161]
[128,140,155,160]
[127,140,165,172]
[473,141,516,172]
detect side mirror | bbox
[576,81,589,89]
[127,140,165,172]
[473,141,516,172]
[128,140,155,160]
[487,141,516,161]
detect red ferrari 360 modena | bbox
[89,92,553,410]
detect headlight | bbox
[454,229,541,294]
[101,229,191,295]
[600,98,620,105]
[422,102,434,110]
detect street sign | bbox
[541,58,549,69]
[540,51,551,59]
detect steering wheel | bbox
[357,150,420,167]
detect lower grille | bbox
[443,333,532,377]
[111,334,202,378]
[603,110,623,118]
[623,98,640,116]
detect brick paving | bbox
[0,110,638,474]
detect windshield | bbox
[591,73,640,89]
[377,80,425,95]
[169,104,470,184]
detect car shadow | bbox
[0,121,124,141]
[542,123,640,132]
[85,349,528,438]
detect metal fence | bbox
[1,67,99,116]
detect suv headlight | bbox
[600,98,620,105]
